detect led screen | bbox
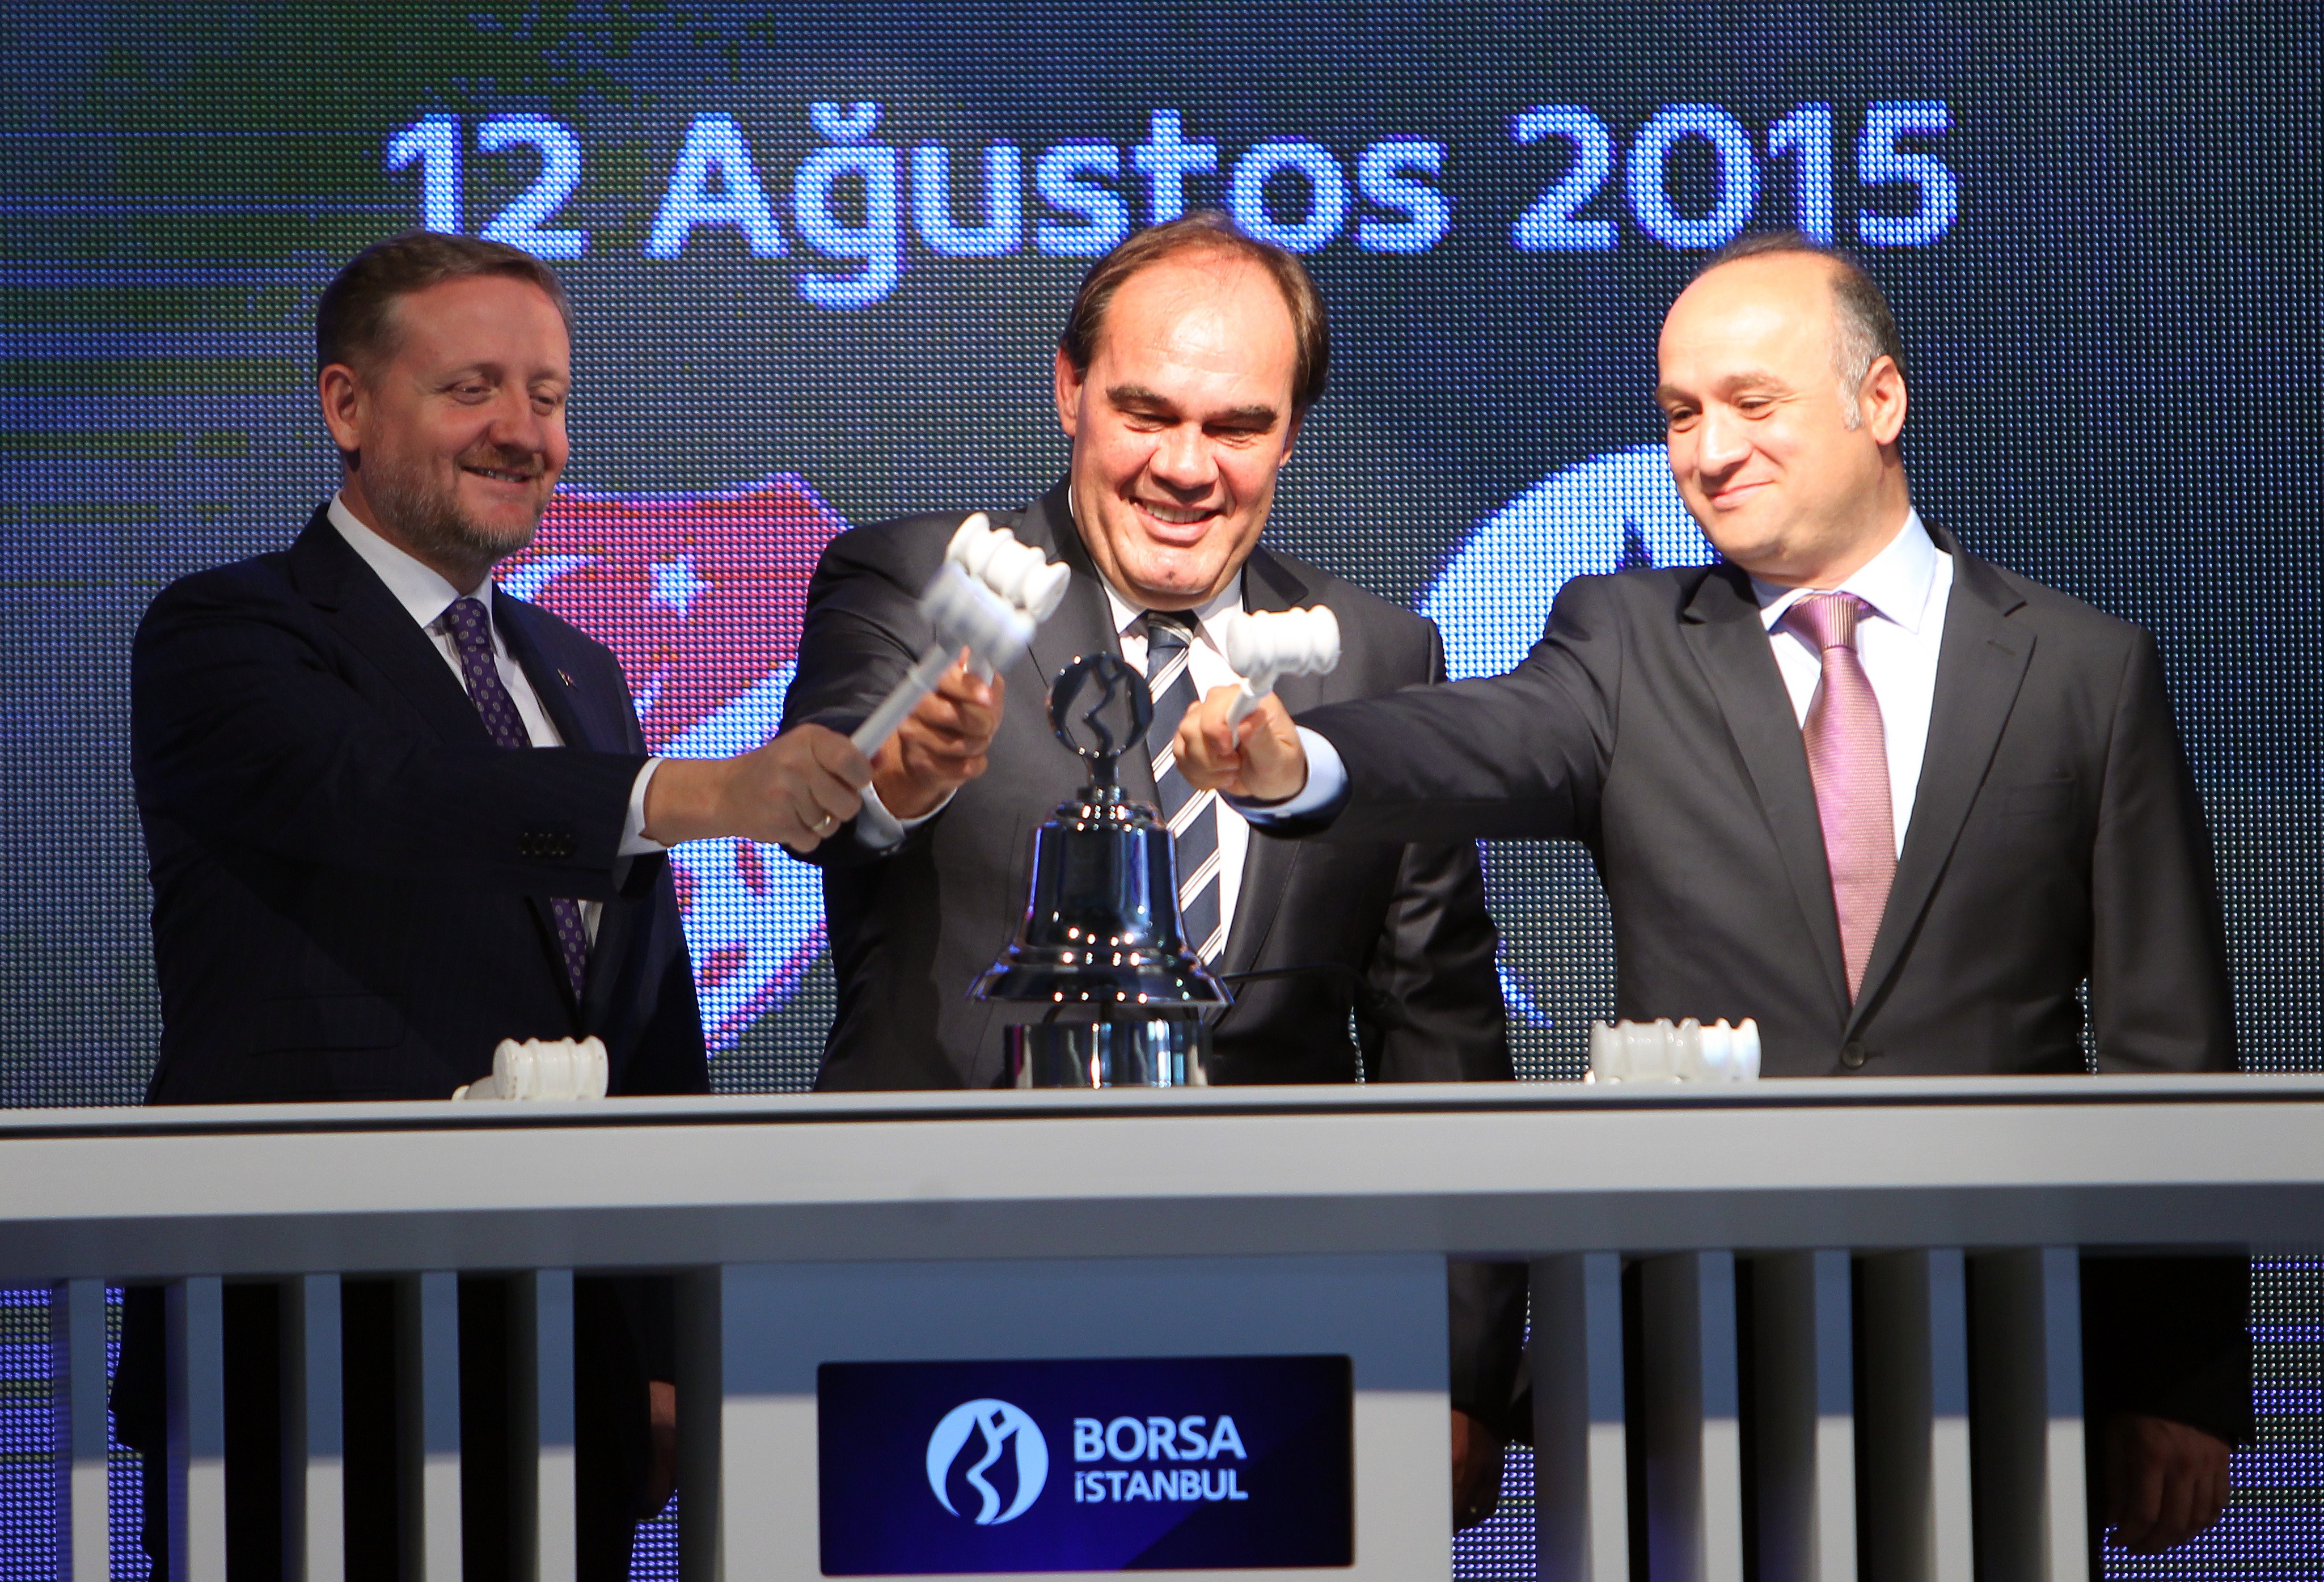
[2,4,2315,1576]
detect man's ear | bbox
[1860,354,1908,447]
[1279,409,1305,466]
[1052,345,1083,441]
[318,363,365,459]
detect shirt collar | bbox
[1751,509,1942,635]
[1102,573,1246,648]
[327,492,496,633]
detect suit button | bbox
[547,835,575,859]
[1840,1041,1869,1070]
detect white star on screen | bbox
[648,553,711,619]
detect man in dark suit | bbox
[781,213,1525,1525]
[1176,231,2248,1560]
[125,232,869,1580]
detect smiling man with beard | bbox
[122,232,870,1580]
[783,212,1527,1528]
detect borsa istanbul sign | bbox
[818,1356,1354,1574]
[1065,1410,1255,1508]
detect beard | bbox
[360,441,544,571]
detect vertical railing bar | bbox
[1927,1250,1974,1582]
[1968,1248,2091,1582]
[1640,1251,1745,1582]
[1747,1250,1856,1582]
[1698,1251,1746,1582]
[168,1276,228,1582]
[1531,1252,1628,1582]
[399,1273,462,1582]
[513,1270,577,1582]
[2036,1250,2088,1581]
[675,1268,722,1582]
[1809,1248,1857,1582]
[1641,1253,1706,1582]
[287,1275,345,1582]
[50,1279,109,1582]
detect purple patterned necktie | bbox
[442,598,590,1000]
[1781,593,1895,1003]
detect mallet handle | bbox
[1223,678,1274,729]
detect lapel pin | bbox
[558,669,576,688]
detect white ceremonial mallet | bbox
[848,560,1036,757]
[946,513,1071,661]
[1220,605,1342,726]
[452,1036,611,1101]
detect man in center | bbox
[781,213,1524,1522]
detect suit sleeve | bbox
[1349,620,1528,1439]
[1359,620,1511,1086]
[133,570,646,899]
[2080,629,2251,1445]
[1285,574,1621,844]
[2087,628,2236,1073]
[781,526,944,868]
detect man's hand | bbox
[1171,686,1308,801]
[2103,1411,2232,1554]
[873,651,1004,819]
[645,1379,677,1517]
[1451,1408,1506,1532]
[641,724,871,851]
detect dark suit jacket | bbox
[1288,522,2250,1441]
[132,506,709,1103]
[126,506,708,1564]
[783,483,1508,1092]
[782,483,1527,1432]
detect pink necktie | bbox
[1782,593,1894,1002]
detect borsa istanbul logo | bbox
[926,1399,1251,1523]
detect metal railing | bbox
[3,1073,2313,1582]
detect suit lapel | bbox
[287,512,497,751]
[1217,547,1312,976]
[1015,484,1159,804]
[1679,566,1852,1012]
[290,511,581,1010]
[1848,536,2033,1030]
[495,593,606,750]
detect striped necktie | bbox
[1141,611,1228,962]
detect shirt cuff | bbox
[619,760,667,857]
[1233,727,1349,823]
[855,781,956,853]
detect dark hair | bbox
[315,231,573,375]
[1058,211,1331,413]
[1698,230,1909,409]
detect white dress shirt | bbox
[1752,511,1952,856]
[1264,510,1953,858]
[1101,576,1254,936]
[327,496,662,941]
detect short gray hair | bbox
[1697,231,1907,429]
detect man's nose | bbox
[483,389,550,455]
[1147,424,1220,492]
[1694,406,1750,475]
